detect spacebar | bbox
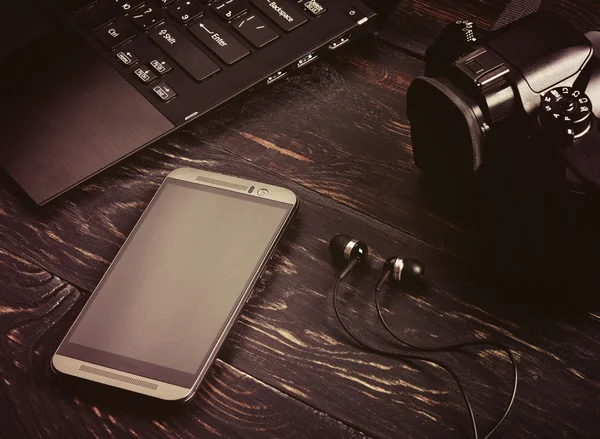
[149,25,220,82]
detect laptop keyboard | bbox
[50,0,373,124]
[59,0,327,103]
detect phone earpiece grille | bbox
[79,364,158,390]
[195,175,249,191]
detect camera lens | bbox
[408,77,485,177]
[257,189,269,196]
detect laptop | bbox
[0,0,398,205]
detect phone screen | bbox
[57,178,293,387]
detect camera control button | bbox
[466,60,484,74]
[456,47,508,86]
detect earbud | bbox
[329,234,369,279]
[376,256,425,291]
[329,235,517,439]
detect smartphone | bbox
[52,168,298,401]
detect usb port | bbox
[328,33,352,51]
[266,70,288,85]
[297,52,319,69]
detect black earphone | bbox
[328,234,518,439]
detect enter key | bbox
[189,18,250,65]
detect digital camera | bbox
[407,12,600,294]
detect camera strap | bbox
[587,30,600,59]
[492,0,600,62]
[491,0,542,30]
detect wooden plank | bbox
[218,184,600,439]
[2,1,600,435]
[1,143,599,438]
[190,0,600,257]
[5,2,597,261]
[380,0,600,57]
[380,0,507,56]
[1,119,467,294]
[198,45,482,257]
[0,248,368,439]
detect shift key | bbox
[250,0,307,32]
[149,25,220,82]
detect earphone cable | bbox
[333,277,480,439]
[374,287,518,439]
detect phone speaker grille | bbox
[196,175,249,191]
[79,365,158,390]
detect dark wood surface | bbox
[2,1,600,438]
[0,249,367,439]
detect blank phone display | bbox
[59,179,291,386]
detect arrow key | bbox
[150,58,173,75]
[134,65,158,83]
[152,83,177,102]
[116,50,138,66]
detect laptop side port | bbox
[328,33,352,51]
[266,70,288,85]
[297,52,319,69]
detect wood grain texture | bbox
[198,44,485,256]
[196,44,497,262]
[0,248,368,439]
[1,0,600,437]
[380,0,507,56]
[0,137,599,438]
[380,0,600,57]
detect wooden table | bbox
[2,1,600,438]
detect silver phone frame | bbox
[52,167,298,401]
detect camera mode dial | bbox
[539,87,593,139]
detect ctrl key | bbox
[152,83,177,102]
[96,22,136,49]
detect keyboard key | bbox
[130,6,165,30]
[156,0,177,5]
[302,0,326,16]
[212,0,248,21]
[149,25,220,82]
[63,0,97,13]
[77,4,117,31]
[168,0,203,24]
[152,82,177,101]
[190,18,250,65]
[250,0,307,32]
[150,58,173,75]
[134,65,158,83]
[112,0,145,14]
[96,22,137,49]
[233,14,278,48]
[116,50,139,66]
